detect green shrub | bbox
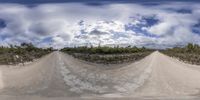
[61,45,153,64]
[162,43,200,65]
[0,43,54,65]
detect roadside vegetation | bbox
[162,43,200,65]
[0,43,53,65]
[61,46,154,64]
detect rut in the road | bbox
[0,51,200,97]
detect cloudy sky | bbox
[0,0,200,48]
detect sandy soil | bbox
[0,51,200,100]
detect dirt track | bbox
[0,51,200,100]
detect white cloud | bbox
[0,2,200,48]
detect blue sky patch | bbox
[41,37,53,43]
[125,15,160,38]
[125,23,159,38]
[142,16,159,27]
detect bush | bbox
[0,43,54,65]
[61,45,153,64]
[162,43,200,65]
[61,45,153,54]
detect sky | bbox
[0,0,200,49]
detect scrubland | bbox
[0,43,53,65]
[61,46,153,64]
[162,43,200,65]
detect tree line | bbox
[60,45,153,54]
[164,43,200,54]
[162,43,200,65]
[60,46,154,64]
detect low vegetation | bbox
[0,43,53,65]
[61,46,153,64]
[162,43,200,65]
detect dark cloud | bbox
[176,9,192,14]
[85,2,106,6]
[90,29,109,35]
[0,19,6,29]
[29,23,50,35]
[193,21,200,27]
[192,21,200,34]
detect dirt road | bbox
[0,51,200,99]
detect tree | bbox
[186,43,194,52]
